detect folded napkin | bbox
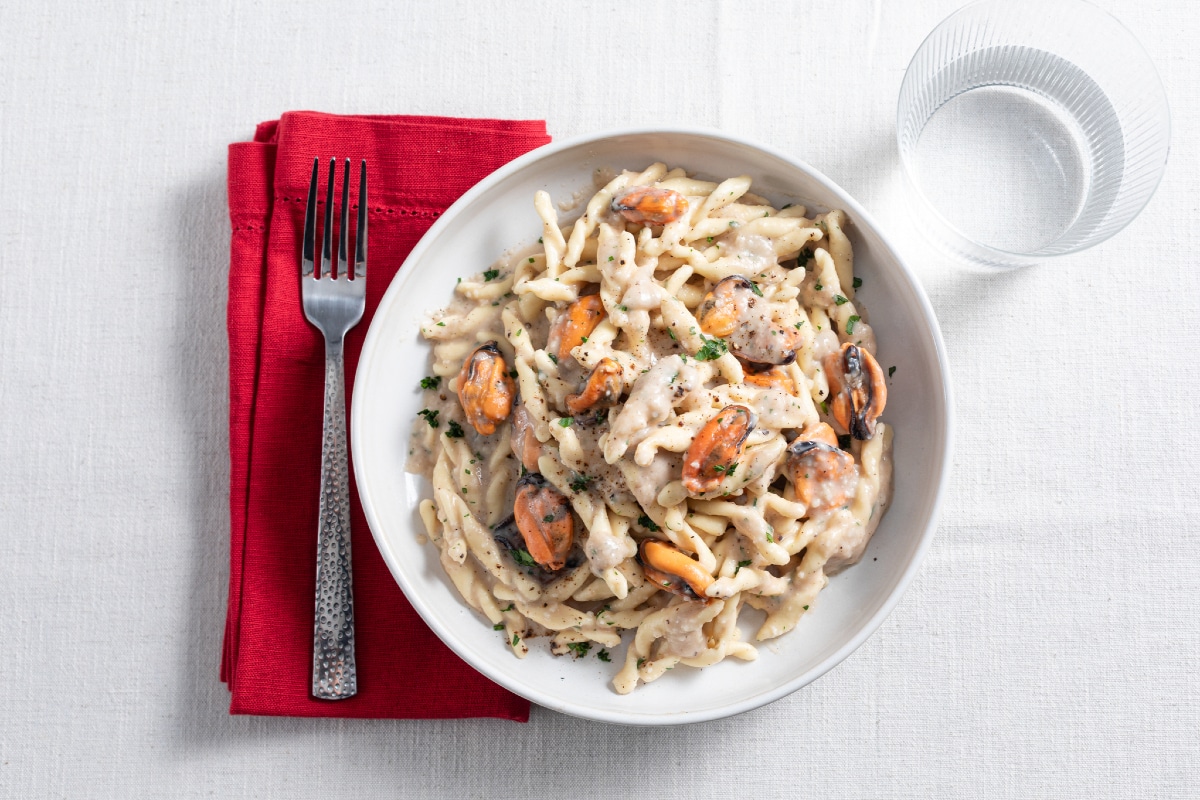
[223,111,550,719]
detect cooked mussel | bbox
[456,341,515,435]
[822,342,887,440]
[513,472,574,571]
[785,422,859,510]
[638,539,713,601]
[565,357,623,415]
[681,404,756,495]
[509,404,542,473]
[610,186,689,226]
[696,275,800,369]
[743,366,797,396]
[546,294,606,364]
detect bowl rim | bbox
[352,126,954,725]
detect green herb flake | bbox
[580,336,588,343]
[845,314,861,334]
[636,658,646,669]
[538,236,543,243]
[512,633,521,647]
[493,623,504,630]
[559,417,573,427]
[619,305,628,312]
[765,531,775,543]
[734,559,752,576]
[749,281,763,297]
[819,400,830,416]
[445,420,465,439]
[834,294,848,306]
[608,255,614,262]
[528,257,535,264]
[419,375,442,390]
[501,604,514,612]
[566,641,592,658]
[794,321,804,329]
[547,353,558,365]
[511,549,536,567]
[436,321,446,327]
[889,366,896,378]
[726,462,738,477]
[803,605,810,611]
[694,336,728,362]
[706,236,714,243]
[483,268,500,281]
[417,408,440,429]
[852,277,863,288]
[597,649,612,662]
[637,514,660,532]
[667,328,677,341]
[814,283,823,291]
[542,514,555,523]
[569,473,592,493]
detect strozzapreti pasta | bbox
[408,164,893,693]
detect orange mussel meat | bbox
[681,404,756,495]
[456,341,515,436]
[610,186,689,226]
[823,342,887,440]
[638,539,713,601]
[546,294,606,364]
[513,473,574,571]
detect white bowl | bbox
[352,129,953,725]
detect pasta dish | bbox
[408,164,893,693]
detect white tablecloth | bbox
[2,0,1196,796]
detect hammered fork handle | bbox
[311,336,357,699]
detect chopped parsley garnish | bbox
[566,642,592,658]
[694,336,728,361]
[794,321,805,329]
[814,283,823,291]
[852,276,863,288]
[445,420,465,439]
[436,321,446,327]
[417,408,440,428]
[889,366,897,378]
[726,462,738,477]
[845,314,861,334]
[619,305,628,311]
[636,658,646,668]
[706,236,714,243]
[713,464,726,474]
[580,336,588,343]
[512,633,521,647]
[559,417,573,427]
[542,514,555,523]
[483,269,500,281]
[501,604,514,612]
[597,649,611,662]
[834,294,848,305]
[493,623,504,630]
[511,549,536,567]
[419,375,441,390]
[734,559,752,576]
[637,514,660,532]
[749,281,763,297]
[765,530,775,543]
[803,605,810,611]
[569,473,592,493]
[667,328,677,341]
[547,353,558,365]
[527,257,535,263]
[608,255,614,262]
[819,400,829,416]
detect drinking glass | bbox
[897,0,1170,270]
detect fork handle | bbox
[311,336,358,699]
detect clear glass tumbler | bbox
[897,0,1170,270]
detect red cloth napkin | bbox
[223,111,550,719]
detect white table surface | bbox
[2,0,1197,797]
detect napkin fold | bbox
[223,111,550,719]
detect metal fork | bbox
[301,158,367,700]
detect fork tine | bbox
[301,158,318,277]
[322,158,336,278]
[338,159,350,279]
[355,160,368,279]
